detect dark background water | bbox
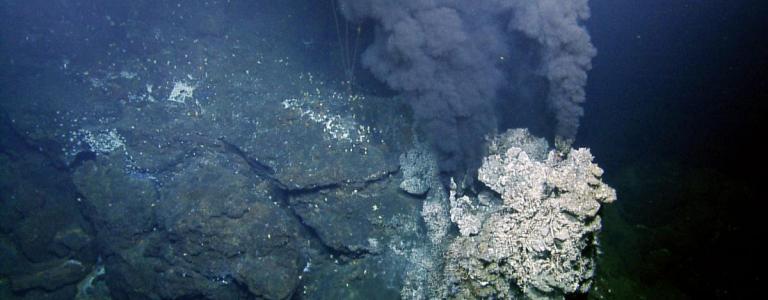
[579,0,767,298]
[583,0,767,175]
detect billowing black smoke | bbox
[338,0,596,173]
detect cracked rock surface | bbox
[1,1,418,299]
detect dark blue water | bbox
[581,0,767,298]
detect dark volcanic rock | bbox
[0,116,94,270]
[289,174,422,255]
[72,153,158,251]
[0,236,22,276]
[157,150,301,299]
[1,1,425,299]
[50,227,92,258]
[10,259,88,292]
[73,149,302,299]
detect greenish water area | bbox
[1,0,766,299]
[583,1,767,298]
[591,163,757,298]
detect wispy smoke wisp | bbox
[506,0,597,139]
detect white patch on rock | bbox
[168,81,196,104]
[281,98,370,145]
[73,128,126,155]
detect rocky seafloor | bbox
[0,1,615,299]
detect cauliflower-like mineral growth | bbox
[445,129,616,299]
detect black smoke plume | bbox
[338,0,596,172]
